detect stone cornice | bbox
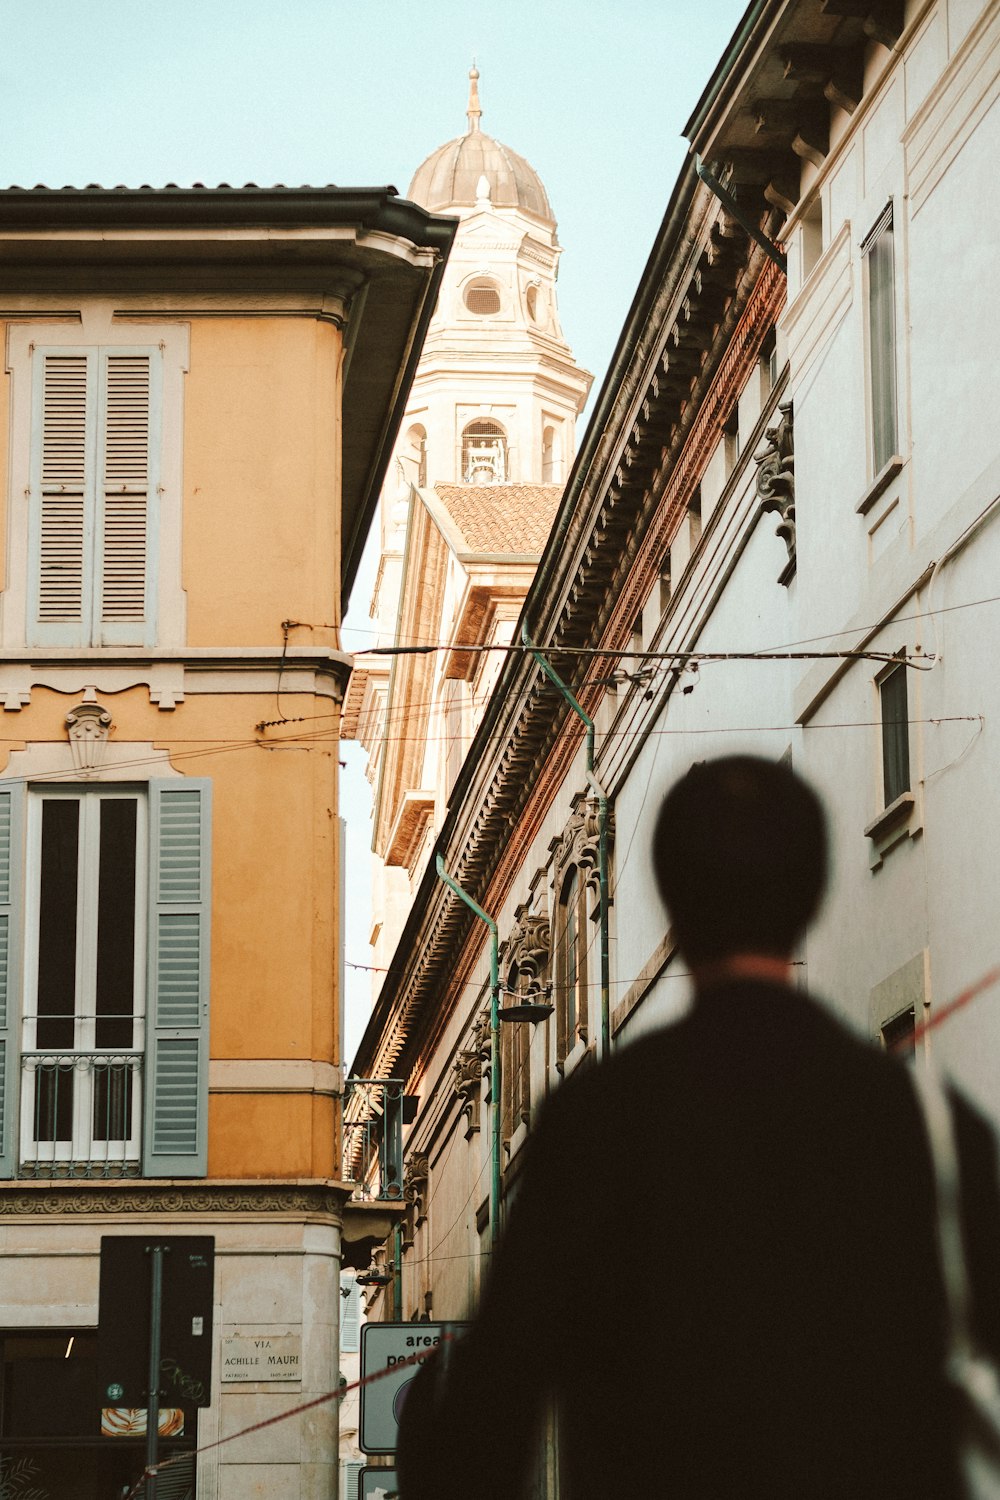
[0,1178,353,1218]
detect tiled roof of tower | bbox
[432,484,563,555]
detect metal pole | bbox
[521,623,611,1059]
[145,1244,166,1500]
[435,854,502,1245]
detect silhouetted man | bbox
[398,756,1000,1500]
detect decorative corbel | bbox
[755,401,795,585]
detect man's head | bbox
[652,755,828,966]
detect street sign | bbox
[359,1322,467,1455]
[359,1466,398,1500]
[97,1236,215,1410]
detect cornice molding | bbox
[0,1179,351,1218]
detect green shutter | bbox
[0,784,25,1179]
[143,780,211,1178]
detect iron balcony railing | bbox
[341,1078,404,1201]
[20,1051,143,1179]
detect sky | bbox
[0,0,749,1063]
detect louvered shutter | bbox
[30,351,96,643]
[340,1273,361,1353]
[0,784,25,1179]
[143,780,211,1178]
[341,1462,364,1500]
[97,352,154,642]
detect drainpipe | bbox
[435,854,502,1245]
[521,623,611,1060]
[392,1224,403,1322]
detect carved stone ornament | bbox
[553,793,613,896]
[501,909,551,996]
[754,401,795,583]
[66,698,113,778]
[452,1008,492,1133]
[402,1151,430,1248]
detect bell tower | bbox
[391,66,591,497]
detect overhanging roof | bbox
[0,184,458,606]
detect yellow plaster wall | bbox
[2,685,342,1180]
[182,316,342,647]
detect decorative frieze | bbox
[0,1182,348,1218]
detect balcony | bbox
[340,1078,406,1270]
[19,1051,143,1179]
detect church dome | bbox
[407,68,554,224]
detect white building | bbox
[343,69,591,978]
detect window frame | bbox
[555,866,588,1066]
[862,203,900,478]
[20,786,148,1174]
[0,774,211,1181]
[4,314,189,651]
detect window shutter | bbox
[340,1273,361,1353]
[0,783,25,1179]
[342,1462,364,1500]
[98,353,152,639]
[33,353,94,639]
[143,780,211,1178]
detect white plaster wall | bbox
[0,1217,340,1500]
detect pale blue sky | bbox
[0,0,749,1062]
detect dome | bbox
[407,68,554,224]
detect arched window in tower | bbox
[462,420,508,484]
[542,424,560,483]
[463,279,502,316]
[404,423,427,487]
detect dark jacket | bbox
[397,980,1000,1500]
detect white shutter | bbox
[340,1273,361,1353]
[341,1461,364,1500]
[36,354,90,630]
[99,353,151,630]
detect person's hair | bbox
[652,755,828,963]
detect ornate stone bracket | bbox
[553,793,615,902]
[500,907,551,997]
[452,1008,491,1137]
[401,1150,430,1250]
[755,400,795,585]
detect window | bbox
[880,1006,916,1060]
[687,486,703,547]
[723,407,740,471]
[28,347,160,647]
[880,660,910,806]
[463,279,502,316]
[659,549,672,615]
[403,423,427,488]
[541,424,559,483]
[501,963,532,1140]
[0,1330,196,1496]
[525,283,543,325]
[555,869,588,1064]
[864,205,898,474]
[0,779,211,1180]
[462,420,507,484]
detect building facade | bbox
[0,184,453,1499]
[350,0,1000,1494]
